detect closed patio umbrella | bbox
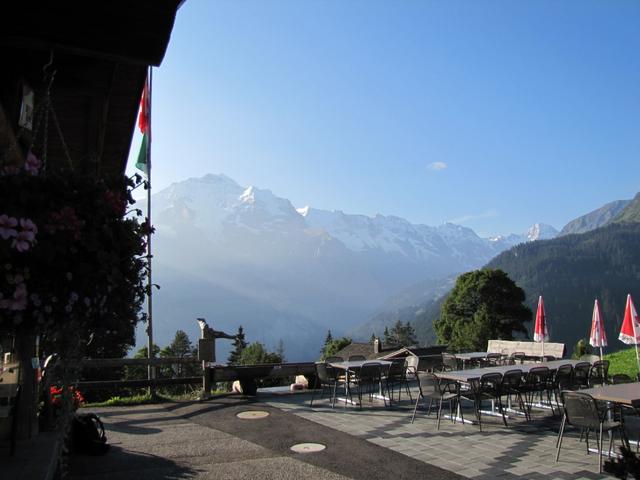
[618,294,640,372]
[533,296,549,357]
[589,299,607,361]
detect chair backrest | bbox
[542,355,556,362]
[511,351,526,363]
[387,358,406,378]
[441,353,458,371]
[590,360,609,381]
[526,366,551,388]
[478,372,502,394]
[561,391,602,429]
[573,362,591,381]
[325,356,344,364]
[348,355,366,362]
[501,369,523,389]
[316,363,336,383]
[554,364,573,389]
[416,372,440,397]
[485,353,502,366]
[416,355,439,373]
[611,373,633,384]
[358,362,382,381]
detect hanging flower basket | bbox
[0,161,148,353]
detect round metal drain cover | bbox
[236,410,270,419]
[290,442,326,453]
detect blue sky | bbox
[127,0,640,237]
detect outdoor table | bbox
[435,360,585,424]
[454,352,489,369]
[330,360,392,406]
[580,382,640,407]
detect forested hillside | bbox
[486,222,640,352]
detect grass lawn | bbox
[604,347,640,379]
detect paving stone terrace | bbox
[264,386,632,480]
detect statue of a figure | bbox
[197,318,236,340]
[197,318,236,399]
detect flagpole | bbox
[146,67,155,393]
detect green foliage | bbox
[434,269,532,352]
[605,347,640,379]
[487,222,640,353]
[124,344,161,380]
[227,326,247,365]
[383,320,417,346]
[320,337,352,361]
[159,330,199,382]
[571,338,593,359]
[238,342,283,365]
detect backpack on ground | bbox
[72,412,109,455]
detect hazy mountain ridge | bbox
[559,200,630,236]
[141,173,565,360]
[611,193,640,224]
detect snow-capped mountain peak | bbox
[526,223,558,241]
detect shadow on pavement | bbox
[70,445,198,480]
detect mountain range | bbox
[139,174,559,360]
[361,193,640,353]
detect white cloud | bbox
[427,161,447,171]
[448,209,499,224]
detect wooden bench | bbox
[487,340,565,359]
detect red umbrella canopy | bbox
[589,299,608,348]
[534,295,549,342]
[619,294,640,345]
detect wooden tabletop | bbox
[580,382,640,407]
[435,359,585,383]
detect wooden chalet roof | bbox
[0,0,182,177]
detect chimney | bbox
[373,337,380,354]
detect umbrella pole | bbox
[635,344,640,376]
[599,347,603,362]
[541,341,544,359]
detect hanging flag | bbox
[135,77,150,175]
[589,299,607,360]
[619,294,640,345]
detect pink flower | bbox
[10,218,37,252]
[0,214,18,240]
[19,218,38,237]
[6,283,27,311]
[24,152,41,176]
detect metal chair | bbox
[550,364,574,413]
[411,372,457,428]
[522,366,553,419]
[385,358,412,403]
[310,362,341,408]
[499,369,526,426]
[572,362,591,389]
[589,360,609,387]
[510,352,526,365]
[352,362,388,409]
[482,352,502,367]
[556,391,628,473]
[611,373,633,385]
[467,372,503,431]
[441,353,459,371]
